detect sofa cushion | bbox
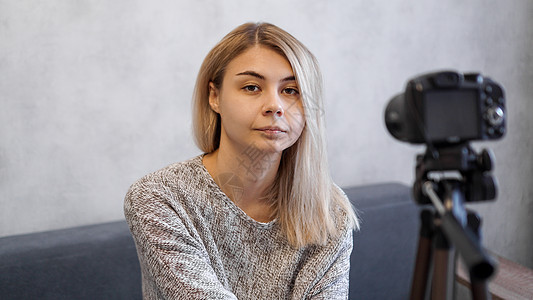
[0,221,142,300]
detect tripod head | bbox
[413,143,497,206]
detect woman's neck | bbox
[202,147,281,222]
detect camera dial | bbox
[486,106,504,127]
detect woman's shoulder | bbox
[132,155,204,186]
[125,155,208,205]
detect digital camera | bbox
[385,71,506,144]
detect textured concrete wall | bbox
[1,1,532,267]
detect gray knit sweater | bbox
[124,155,353,299]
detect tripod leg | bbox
[411,236,432,299]
[410,210,434,300]
[431,223,456,300]
[467,211,491,300]
[432,247,455,300]
[470,279,490,300]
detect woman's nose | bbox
[262,92,284,117]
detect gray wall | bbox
[1,1,532,268]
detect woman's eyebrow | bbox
[281,75,296,83]
[236,71,265,80]
[236,71,296,83]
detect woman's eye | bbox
[283,88,300,95]
[242,85,260,92]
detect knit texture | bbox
[124,155,353,299]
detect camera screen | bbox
[424,90,479,142]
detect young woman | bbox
[125,22,359,299]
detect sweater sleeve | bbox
[307,224,354,300]
[124,175,238,300]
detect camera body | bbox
[385,71,506,144]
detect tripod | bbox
[409,144,498,300]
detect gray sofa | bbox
[0,182,419,299]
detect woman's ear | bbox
[208,82,220,113]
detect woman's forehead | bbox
[225,46,295,81]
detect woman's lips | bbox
[256,126,286,133]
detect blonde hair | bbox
[193,22,359,247]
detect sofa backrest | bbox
[345,183,418,299]
[0,182,418,299]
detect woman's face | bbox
[209,45,305,155]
